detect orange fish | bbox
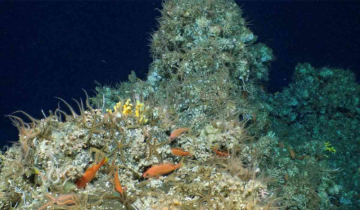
[212,144,229,157]
[114,168,126,196]
[169,128,189,141]
[278,141,285,148]
[171,147,193,157]
[76,157,108,189]
[288,146,296,160]
[143,158,184,178]
[298,155,310,160]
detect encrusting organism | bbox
[7,111,42,159]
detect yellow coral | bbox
[135,100,148,124]
[106,101,122,114]
[107,99,148,124]
[324,141,336,154]
[114,101,122,113]
[122,99,133,115]
[135,100,144,117]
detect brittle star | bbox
[38,193,77,210]
[146,136,166,162]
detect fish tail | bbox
[101,157,109,165]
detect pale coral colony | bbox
[1,0,359,210]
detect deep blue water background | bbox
[0,1,359,147]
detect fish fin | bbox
[101,157,109,165]
[158,161,173,165]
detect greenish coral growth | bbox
[266,63,360,209]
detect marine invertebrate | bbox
[82,112,105,145]
[106,98,149,126]
[0,0,303,209]
[109,135,131,163]
[38,193,77,210]
[7,112,41,159]
[145,134,166,162]
[194,183,219,209]
[135,100,148,124]
[106,191,137,210]
[122,99,133,115]
[324,141,336,154]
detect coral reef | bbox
[91,0,274,133]
[0,94,281,209]
[266,63,360,209]
[1,0,358,210]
